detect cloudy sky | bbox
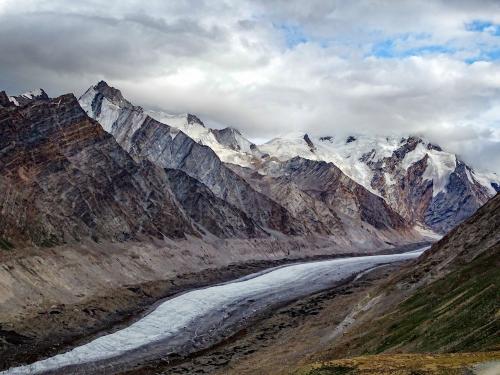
[1,0,499,172]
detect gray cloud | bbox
[0,0,499,173]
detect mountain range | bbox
[0,81,497,251]
[0,82,499,373]
[79,80,499,237]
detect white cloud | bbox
[0,0,499,172]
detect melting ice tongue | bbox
[2,250,425,375]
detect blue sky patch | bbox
[273,22,332,49]
[371,36,455,59]
[273,22,308,48]
[466,48,500,64]
[466,20,500,36]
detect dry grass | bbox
[296,352,500,375]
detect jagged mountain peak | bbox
[0,90,13,107]
[7,88,50,106]
[24,88,48,98]
[211,126,260,155]
[78,81,145,138]
[303,133,316,151]
[215,126,242,136]
[87,80,134,109]
[79,83,260,167]
[186,113,205,127]
[259,132,499,233]
[96,79,110,89]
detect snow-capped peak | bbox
[8,88,49,106]
[212,127,262,155]
[20,88,47,99]
[147,110,263,166]
[259,133,499,198]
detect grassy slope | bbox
[296,248,499,374]
[295,195,500,374]
[371,245,499,353]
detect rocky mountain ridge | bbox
[0,93,196,248]
[78,81,418,245]
[258,133,499,233]
[79,83,305,235]
[79,82,498,234]
[84,85,497,235]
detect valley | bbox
[1,3,500,374]
[1,248,427,374]
[0,82,498,374]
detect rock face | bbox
[228,163,346,236]
[0,91,15,108]
[228,157,410,244]
[0,93,195,248]
[164,169,267,238]
[277,157,406,230]
[259,134,499,233]
[80,82,307,235]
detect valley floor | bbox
[0,239,428,372]
[120,264,404,374]
[121,262,499,375]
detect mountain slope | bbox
[313,193,499,360]
[79,81,427,245]
[260,134,499,233]
[270,157,406,231]
[79,81,306,235]
[228,157,418,246]
[0,92,195,248]
[164,168,267,238]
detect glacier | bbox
[2,250,427,375]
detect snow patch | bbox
[148,110,257,167]
[471,170,499,195]
[8,96,18,106]
[20,88,44,99]
[401,143,457,197]
[423,152,457,197]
